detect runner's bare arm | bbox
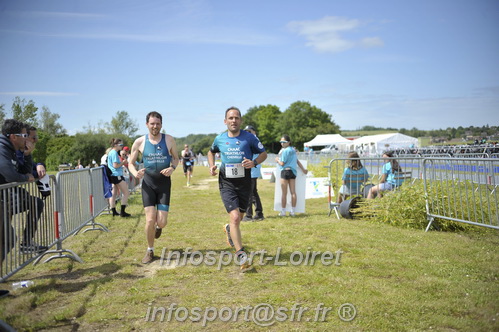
[129,136,145,178]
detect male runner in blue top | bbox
[128,111,179,264]
[208,107,267,272]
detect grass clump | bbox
[355,180,492,232]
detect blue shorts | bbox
[378,182,393,191]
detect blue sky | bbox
[1,0,498,137]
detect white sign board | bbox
[260,168,274,180]
[305,177,329,199]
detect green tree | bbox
[0,103,5,124]
[107,110,138,137]
[191,135,218,156]
[72,133,113,167]
[177,133,218,156]
[45,136,76,171]
[31,131,51,165]
[39,106,67,136]
[276,101,340,151]
[242,104,281,152]
[11,96,38,125]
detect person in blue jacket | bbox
[0,119,47,256]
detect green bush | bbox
[355,181,477,232]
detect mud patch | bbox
[189,177,218,190]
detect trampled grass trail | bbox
[1,166,498,331]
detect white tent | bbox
[353,133,418,155]
[304,134,351,148]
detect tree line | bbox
[356,125,498,141]
[1,97,495,171]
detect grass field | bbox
[1,166,498,331]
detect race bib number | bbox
[225,163,244,178]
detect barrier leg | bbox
[81,220,109,234]
[425,217,435,232]
[33,241,83,265]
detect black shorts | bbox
[219,169,252,213]
[183,161,193,173]
[110,175,125,185]
[141,175,171,211]
[281,169,296,180]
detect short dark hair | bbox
[281,134,291,143]
[110,137,123,147]
[225,106,241,118]
[2,119,24,136]
[146,111,162,124]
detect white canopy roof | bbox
[304,134,350,147]
[353,133,418,153]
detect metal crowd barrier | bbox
[1,167,114,282]
[34,167,110,265]
[1,176,56,282]
[326,155,499,231]
[423,158,499,231]
[326,156,423,218]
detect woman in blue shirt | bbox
[275,135,308,216]
[366,151,402,199]
[337,151,369,203]
[107,138,131,217]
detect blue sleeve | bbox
[210,136,220,153]
[341,167,349,180]
[280,148,290,163]
[108,150,119,166]
[382,163,391,175]
[250,135,265,154]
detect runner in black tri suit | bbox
[208,107,267,272]
[128,111,179,264]
[181,144,195,186]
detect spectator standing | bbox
[275,135,308,216]
[107,138,131,217]
[0,119,47,254]
[242,125,264,221]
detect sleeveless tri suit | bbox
[141,134,172,211]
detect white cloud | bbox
[287,16,383,53]
[24,11,107,20]
[360,37,384,48]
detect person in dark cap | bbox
[242,125,265,221]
